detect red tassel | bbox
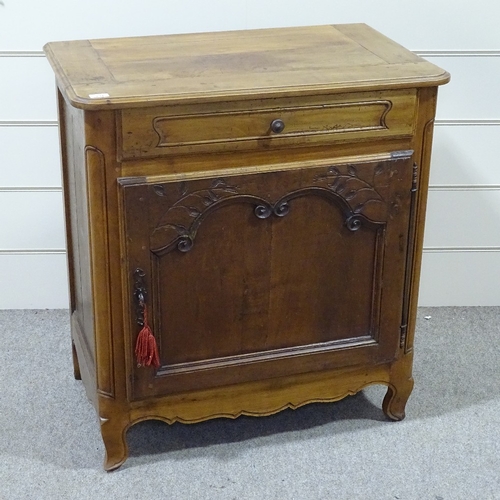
[135,305,160,369]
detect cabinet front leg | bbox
[382,355,414,421]
[382,378,414,421]
[100,415,129,471]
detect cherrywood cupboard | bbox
[44,24,449,470]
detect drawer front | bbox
[118,90,416,159]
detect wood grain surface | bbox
[44,24,449,109]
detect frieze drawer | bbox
[118,90,416,159]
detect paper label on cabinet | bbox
[88,93,110,99]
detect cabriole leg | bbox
[382,378,414,421]
[382,355,414,421]
[100,416,129,471]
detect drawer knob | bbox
[270,118,285,134]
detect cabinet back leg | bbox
[71,340,82,380]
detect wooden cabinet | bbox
[44,24,449,470]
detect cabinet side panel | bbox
[57,89,75,314]
[59,91,96,381]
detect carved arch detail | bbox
[150,173,388,256]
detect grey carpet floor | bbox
[0,307,499,499]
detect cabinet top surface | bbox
[44,24,449,110]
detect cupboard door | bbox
[120,153,414,400]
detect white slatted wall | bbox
[1,0,499,308]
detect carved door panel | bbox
[120,153,414,400]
